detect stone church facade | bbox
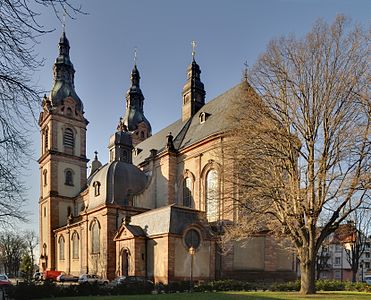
[38,32,296,283]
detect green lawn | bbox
[41,291,370,300]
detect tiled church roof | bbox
[133,81,250,165]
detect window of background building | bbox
[335,257,341,265]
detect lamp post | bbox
[360,260,364,282]
[189,246,195,292]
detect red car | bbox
[0,274,11,286]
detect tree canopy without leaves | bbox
[223,16,370,294]
[0,0,82,225]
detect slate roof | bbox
[133,81,249,165]
[129,205,209,237]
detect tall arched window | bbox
[65,170,73,186]
[63,128,75,149]
[43,169,47,186]
[59,236,65,260]
[72,232,79,259]
[205,169,219,222]
[91,221,100,254]
[183,177,192,207]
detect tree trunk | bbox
[352,268,357,282]
[300,259,316,294]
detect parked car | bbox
[364,275,371,285]
[43,270,63,281]
[56,273,79,282]
[0,274,11,286]
[78,274,108,285]
[113,276,153,285]
[111,276,153,291]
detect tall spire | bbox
[119,59,152,146]
[182,41,206,121]
[50,31,83,112]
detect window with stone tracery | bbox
[205,169,219,222]
[72,232,79,259]
[183,177,192,207]
[59,236,65,260]
[91,221,100,254]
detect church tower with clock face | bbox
[38,31,88,272]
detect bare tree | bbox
[223,16,370,294]
[23,230,39,273]
[0,231,26,277]
[0,0,83,225]
[342,209,371,282]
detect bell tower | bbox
[38,31,88,271]
[120,61,152,146]
[182,41,206,121]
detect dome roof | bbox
[87,160,147,211]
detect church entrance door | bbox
[121,249,129,277]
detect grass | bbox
[40,291,371,300]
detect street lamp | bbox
[360,260,364,282]
[189,246,195,291]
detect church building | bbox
[38,32,296,283]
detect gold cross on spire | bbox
[191,40,197,59]
[134,47,137,65]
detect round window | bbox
[184,229,201,249]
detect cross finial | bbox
[191,40,197,60]
[243,60,249,80]
[134,47,137,65]
[62,11,67,33]
[94,151,98,160]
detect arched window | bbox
[65,170,73,186]
[63,128,75,149]
[59,236,65,260]
[93,181,101,197]
[140,131,145,139]
[66,107,73,117]
[43,169,47,186]
[43,243,47,256]
[72,232,79,259]
[183,177,192,207]
[91,221,100,254]
[205,169,219,222]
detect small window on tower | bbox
[122,150,128,162]
[63,128,75,149]
[65,169,74,186]
[43,169,47,186]
[66,107,72,117]
[140,131,145,139]
[44,207,46,217]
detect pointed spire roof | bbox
[50,31,83,112]
[121,63,151,133]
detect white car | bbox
[364,275,371,285]
[78,274,108,285]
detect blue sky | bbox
[22,0,370,232]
